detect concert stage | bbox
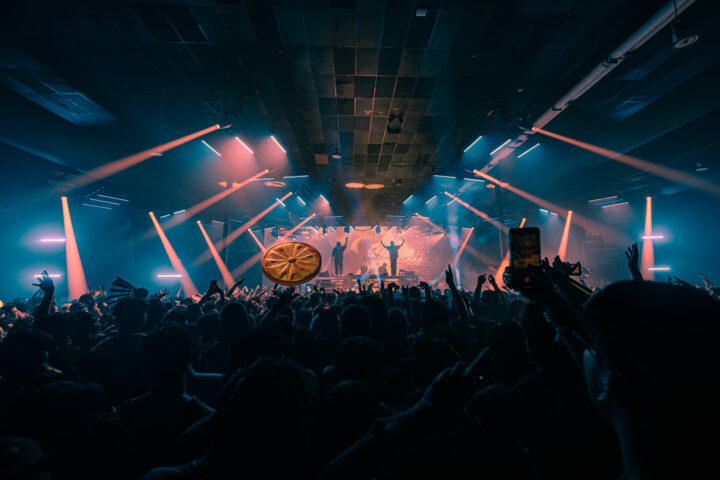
[313,273,419,290]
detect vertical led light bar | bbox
[641,196,655,280]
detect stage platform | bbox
[313,273,419,290]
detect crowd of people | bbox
[1,243,719,479]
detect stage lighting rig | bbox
[671,19,699,49]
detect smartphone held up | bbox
[507,227,541,291]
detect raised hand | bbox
[401,285,410,298]
[445,265,455,287]
[625,243,642,281]
[32,271,55,294]
[477,274,486,287]
[278,286,295,305]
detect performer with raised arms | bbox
[331,236,349,275]
[380,238,404,276]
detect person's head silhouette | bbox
[336,241,342,248]
[390,241,395,247]
[584,281,720,478]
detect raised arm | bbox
[344,236,349,249]
[226,278,245,298]
[445,265,468,324]
[32,271,55,319]
[473,274,486,304]
[399,239,405,248]
[380,240,387,249]
[625,243,643,281]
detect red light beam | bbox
[443,192,508,232]
[282,213,317,238]
[194,192,292,265]
[196,221,234,287]
[61,196,87,299]
[532,127,720,197]
[473,170,630,245]
[231,251,264,278]
[557,210,573,261]
[64,125,220,190]
[495,218,526,288]
[159,169,269,232]
[414,213,444,233]
[247,229,267,252]
[451,228,474,266]
[149,212,199,295]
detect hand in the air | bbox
[32,271,55,294]
[625,243,639,267]
[445,265,455,287]
[625,243,642,281]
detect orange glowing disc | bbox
[260,241,322,286]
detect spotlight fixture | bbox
[670,19,699,49]
[344,226,350,234]
[346,182,365,189]
[331,148,342,160]
[387,113,403,134]
[364,183,384,190]
[375,225,381,234]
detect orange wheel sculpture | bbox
[260,241,322,286]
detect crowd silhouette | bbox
[1,244,719,479]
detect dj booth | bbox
[313,272,419,290]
